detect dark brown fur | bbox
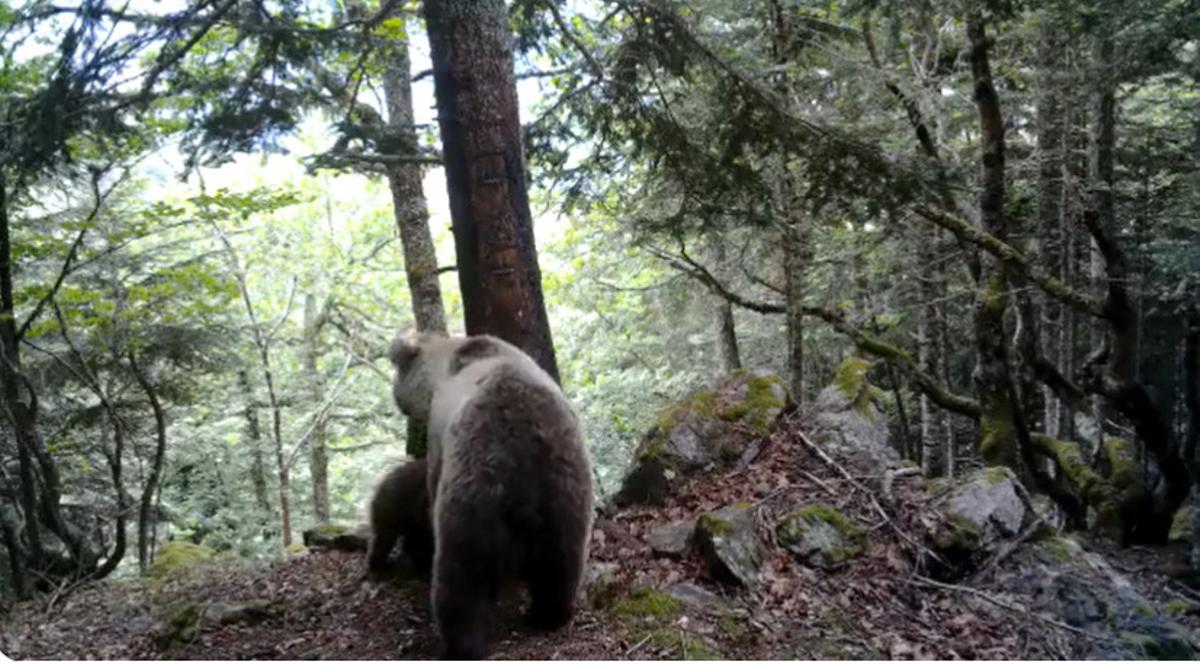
[390,334,593,660]
[367,459,433,576]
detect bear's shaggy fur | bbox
[390,333,593,659]
[367,458,433,576]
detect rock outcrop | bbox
[616,370,790,506]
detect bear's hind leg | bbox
[432,555,489,659]
[524,541,584,631]
[433,502,503,659]
[367,525,399,575]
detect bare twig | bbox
[625,633,653,657]
[799,469,838,496]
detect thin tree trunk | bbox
[966,13,1020,471]
[383,33,448,338]
[90,410,126,581]
[1036,13,1064,438]
[129,352,167,574]
[716,303,741,374]
[381,42,444,457]
[781,215,807,403]
[1086,29,1117,458]
[424,0,558,380]
[209,217,291,548]
[302,293,330,524]
[0,463,28,598]
[0,173,44,576]
[708,236,741,373]
[919,293,939,475]
[238,370,272,514]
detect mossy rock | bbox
[1037,535,1080,564]
[302,523,369,552]
[609,586,720,659]
[616,371,790,507]
[776,504,866,569]
[714,373,787,435]
[157,599,276,648]
[1091,437,1147,538]
[1163,599,1200,616]
[1170,504,1194,544]
[1118,630,1200,660]
[696,503,763,587]
[809,360,896,471]
[831,357,885,419]
[945,467,1026,537]
[648,519,697,558]
[150,541,214,580]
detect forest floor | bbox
[3,426,1199,660]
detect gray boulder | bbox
[648,519,697,558]
[945,467,1026,539]
[807,357,898,470]
[695,504,763,587]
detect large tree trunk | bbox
[424,0,558,380]
[302,293,330,524]
[966,13,1020,471]
[129,352,167,575]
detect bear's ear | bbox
[449,336,501,375]
[389,332,422,372]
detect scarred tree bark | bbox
[424,0,558,380]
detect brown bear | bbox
[367,458,434,576]
[389,332,594,659]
